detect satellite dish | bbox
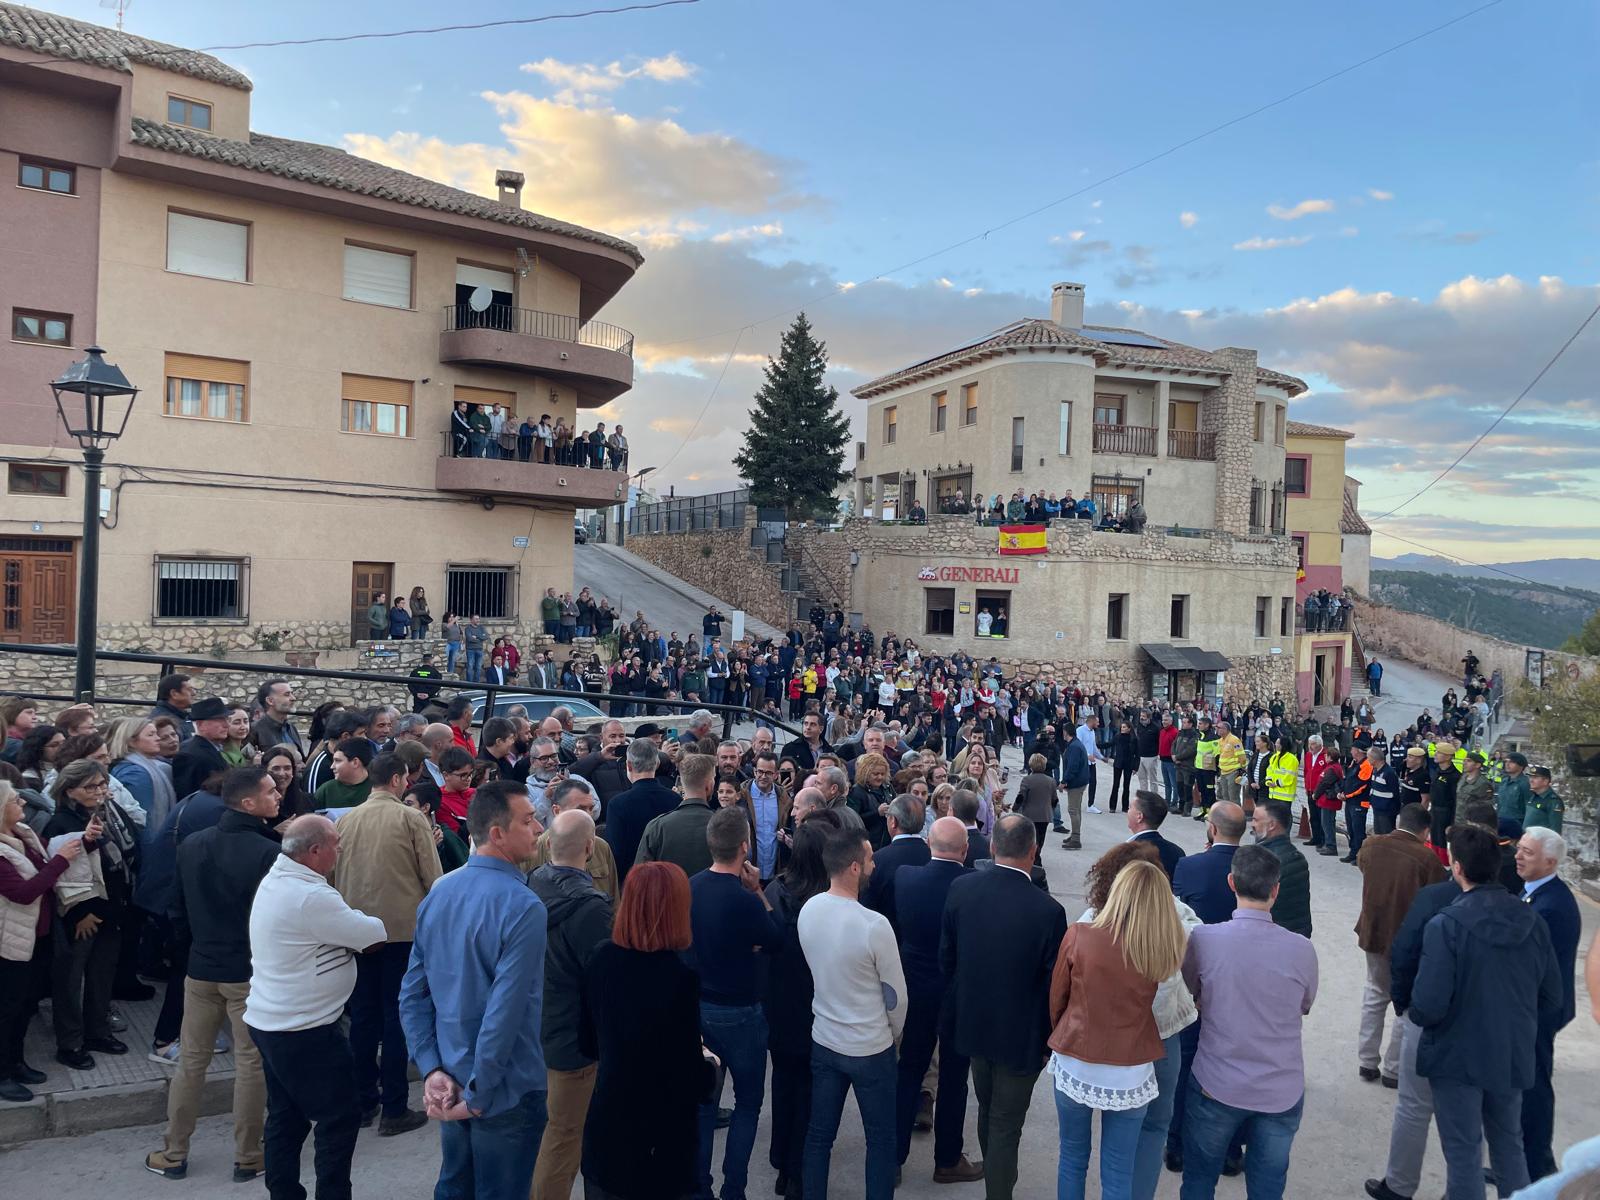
[468,286,494,313]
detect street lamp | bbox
[51,346,139,700]
[617,466,657,545]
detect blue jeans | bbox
[435,1088,547,1200]
[465,648,484,682]
[708,679,726,707]
[445,642,461,674]
[1133,1033,1182,1200]
[803,1042,896,1200]
[1161,761,1178,807]
[1180,1080,1302,1200]
[1054,1083,1148,1200]
[697,1002,768,1200]
[468,432,488,458]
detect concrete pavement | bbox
[572,541,784,644]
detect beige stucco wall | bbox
[129,64,250,142]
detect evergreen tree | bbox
[733,314,852,520]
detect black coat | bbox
[528,864,612,1072]
[1409,885,1562,1090]
[172,735,229,803]
[1390,878,1461,1013]
[604,778,680,888]
[939,865,1066,1073]
[894,858,969,994]
[762,877,815,1056]
[174,809,281,982]
[864,835,931,921]
[1527,876,1582,1029]
[580,944,715,1199]
[1130,829,1185,882]
[962,826,990,869]
[1172,844,1238,925]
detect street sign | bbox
[512,536,530,548]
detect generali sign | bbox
[917,565,1021,583]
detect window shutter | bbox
[455,264,516,294]
[453,385,517,412]
[344,244,414,308]
[341,374,413,406]
[164,353,248,386]
[167,212,248,281]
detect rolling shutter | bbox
[167,212,248,282]
[343,244,414,308]
[341,374,414,406]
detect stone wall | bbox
[1209,348,1258,535]
[625,520,793,629]
[1351,596,1598,687]
[90,618,562,656]
[786,524,854,611]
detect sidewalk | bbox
[579,542,786,642]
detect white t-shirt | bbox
[245,855,387,1032]
[798,892,907,1056]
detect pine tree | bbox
[733,314,852,520]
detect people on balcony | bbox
[445,406,628,469]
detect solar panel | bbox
[1081,327,1169,349]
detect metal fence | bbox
[442,304,635,357]
[629,488,752,535]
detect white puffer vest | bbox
[0,826,48,962]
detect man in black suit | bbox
[1127,789,1185,881]
[482,653,511,687]
[1515,827,1583,1182]
[892,818,982,1185]
[172,696,232,802]
[602,739,678,888]
[864,796,929,920]
[940,815,1066,1199]
[951,790,989,869]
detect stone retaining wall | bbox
[1351,596,1597,687]
[625,521,793,629]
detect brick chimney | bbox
[495,170,525,209]
[1050,281,1085,329]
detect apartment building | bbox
[0,2,640,650]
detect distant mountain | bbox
[1369,569,1600,650]
[1371,554,1600,591]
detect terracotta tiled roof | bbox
[1286,420,1354,439]
[130,118,644,263]
[0,1,252,89]
[1341,490,1372,536]
[852,318,1309,399]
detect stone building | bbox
[0,4,640,654]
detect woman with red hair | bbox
[580,861,717,1200]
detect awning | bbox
[1141,644,1232,672]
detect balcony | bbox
[1093,423,1156,456]
[1167,429,1217,460]
[435,435,630,507]
[439,305,634,407]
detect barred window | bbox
[447,565,515,621]
[155,557,247,621]
[1090,474,1143,520]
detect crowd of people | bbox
[923,488,1151,533]
[0,616,1593,1200]
[449,400,629,471]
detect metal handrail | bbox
[442,304,634,357]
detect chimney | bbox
[495,169,526,209]
[1051,281,1085,330]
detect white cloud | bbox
[1233,235,1313,251]
[963,287,984,298]
[710,222,784,243]
[520,53,697,103]
[1368,188,1395,201]
[1179,211,1199,229]
[1267,198,1335,221]
[935,277,954,289]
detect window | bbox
[1285,456,1308,496]
[8,464,67,496]
[1170,594,1190,639]
[1254,596,1270,638]
[342,373,412,437]
[1059,401,1072,454]
[1091,474,1143,521]
[1106,593,1128,640]
[454,263,516,329]
[343,243,414,308]
[167,95,213,130]
[1280,597,1293,637]
[961,383,978,426]
[1292,534,1307,573]
[164,353,248,422]
[1274,406,1287,446]
[1252,402,1266,442]
[1249,479,1267,533]
[1270,481,1287,535]
[1168,398,1199,431]
[12,309,71,345]
[976,589,1011,639]
[1010,417,1025,472]
[931,391,947,433]
[155,557,246,621]
[883,405,897,445]
[18,160,74,194]
[1093,393,1125,425]
[447,565,514,620]
[167,210,249,282]
[924,587,955,636]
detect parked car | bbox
[573,519,588,544]
[455,690,691,737]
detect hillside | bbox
[1372,554,1600,590]
[1369,570,1600,650]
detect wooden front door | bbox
[350,561,392,646]
[0,537,76,644]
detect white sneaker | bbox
[214,1030,232,1054]
[149,1041,181,1067]
[1086,804,1103,814]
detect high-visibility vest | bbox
[1266,752,1300,803]
[1195,736,1220,772]
[1218,735,1247,774]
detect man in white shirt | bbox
[244,815,386,1200]
[798,824,907,1200]
[1076,714,1107,814]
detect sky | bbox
[50,0,1600,564]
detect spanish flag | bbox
[998,524,1047,555]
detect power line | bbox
[1368,529,1560,590]
[1369,296,1600,522]
[646,0,1509,352]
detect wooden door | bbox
[350,561,392,646]
[0,537,76,644]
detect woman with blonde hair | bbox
[107,716,177,832]
[846,751,894,847]
[927,781,956,822]
[1048,859,1189,1200]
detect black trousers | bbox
[249,1021,362,1200]
[51,915,119,1052]
[0,948,49,1075]
[1110,766,1134,812]
[349,941,412,1116]
[769,1046,811,1197]
[895,991,969,1171]
[1522,1024,1558,1182]
[153,934,190,1047]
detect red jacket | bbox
[1313,759,1345,810]
[1304,749,1329,797]
[1158,726,1179,759]
[452,725,477,756]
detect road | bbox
[10,744,1597,1199]
[572,541,783,644]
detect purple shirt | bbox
[1182,907,1318,1112]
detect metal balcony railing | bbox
[442,304,635,357]
[1093,423,1156,456]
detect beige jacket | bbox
[333,790,442,942]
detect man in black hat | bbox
[174,697,233,801]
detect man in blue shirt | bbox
[400,780,548,1200]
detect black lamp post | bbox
[617,465,657,546]
[51,346,139,700]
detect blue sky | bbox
[53,0,1600,562]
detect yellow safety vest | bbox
[1266,752,1300,803]
[1218,735,1247,774]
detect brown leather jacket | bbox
[1048,922,1163,1067]
[1353,829,1447,956]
